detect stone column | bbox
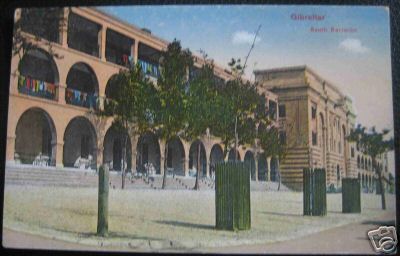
[206,157,210,178]
[56,142,64,168]
[159,140,165,176]
[61,8,69,47]
[254,155,259,182]
[6,136,16,164]
[58,85,66,104]
[134,40,139,63]
[267,157,271,181]
[100,25,107,61]
[184,157,189,177]
[130,135,138,174]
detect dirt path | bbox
[2,211,395,254]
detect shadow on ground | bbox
[154,220,214,230]
[361,219,395,226]
[260,211,303,218]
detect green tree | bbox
[347,125,394,209]
[184,53,217,190]
[211,58,260,160]
[156,40,193,189]
[99,62,159,189]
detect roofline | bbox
[87,7,233,79]
[254,65,347,98]
[88,6,170,46]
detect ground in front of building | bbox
[2,181,395,253]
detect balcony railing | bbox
[138,59,160,78]
[65,88,99,109]
[18,75,58,101]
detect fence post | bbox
[216,162,250,231]
[97,165,109,236]
[342,178,361,213]
[304,168,326,216]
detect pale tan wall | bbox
[8,7,281,178]
[255,67,358,188]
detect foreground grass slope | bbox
[3,185,396,250]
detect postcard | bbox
[2,3,397,254]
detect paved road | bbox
[2,211,396,254]
[198,211,396,254]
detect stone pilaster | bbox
[56,142,64,168]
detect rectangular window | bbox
[20,8,62,43]
[351,147,355,158]
[311,106,317,119]
[269,101,277,120]
[312,132,317,146]
[68,12,101,57]
[278,104,286,118]
[105,29,134,67]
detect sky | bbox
[99,5,395,172]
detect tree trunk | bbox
[194,142,201,190]
[121,135,127,190]
[378,170,386,210]
[277,160,281,191]
[162,144,168,189]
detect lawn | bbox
[2,184,396,251]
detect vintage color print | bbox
[2,4,396,254]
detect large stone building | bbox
[6,7,280,181]
[6,7,389,191]
[254,66,390,190]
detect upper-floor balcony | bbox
[18,75,58,101]
[138,42,161,78]
[19,9,162,75]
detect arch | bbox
[19,48,59,84]
[165,136,185,176]
[103,125,132,171]
[66,62,99,108]
[136,132,161,175]
[105,73,122,99]
[63,116,97,169]
[14,107,57,166]
[258,153,268,181]
[210,144,224,176]
[244,151,256,180]
[270,156,279,182]
[189,140,207,177]
[228,148,241,162]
